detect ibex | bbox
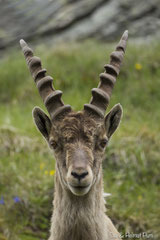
[20,30,128,240]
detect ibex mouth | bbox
[68,183,91,196]
[70,184,90,189]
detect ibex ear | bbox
[105,104,123,139]
[32,107,51,141]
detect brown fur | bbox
[46,111,121,240]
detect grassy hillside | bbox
[0,40,160,240]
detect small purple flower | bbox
[13,196,21,203]
[0,197,5,205]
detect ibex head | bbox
[20,31,128,196]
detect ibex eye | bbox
[50,140,58,150]
[100,139,108,148]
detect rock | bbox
[0,0,160,50]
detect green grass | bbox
[0,40,160,240]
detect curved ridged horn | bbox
[84,30,128,118]
[20,39,72,120]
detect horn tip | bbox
[122,30,128,40]
[19,39,27,48]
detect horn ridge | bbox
[84,30,128,118]
[20,39,72,120]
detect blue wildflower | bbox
[0,197,5,205]
[13,196,21,203]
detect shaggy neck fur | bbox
[49,165,107,240]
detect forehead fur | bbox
[50,111,104,141]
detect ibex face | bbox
[46,107,122,196]
[20,31,128,196]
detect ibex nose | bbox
[71,171,88,181]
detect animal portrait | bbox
[20,30,128,240]
[0,1,160,239]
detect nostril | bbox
[71,172,79,179]
[80,171,88,179]
[71,171,88,181]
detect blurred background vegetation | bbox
[0,0,160,240]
